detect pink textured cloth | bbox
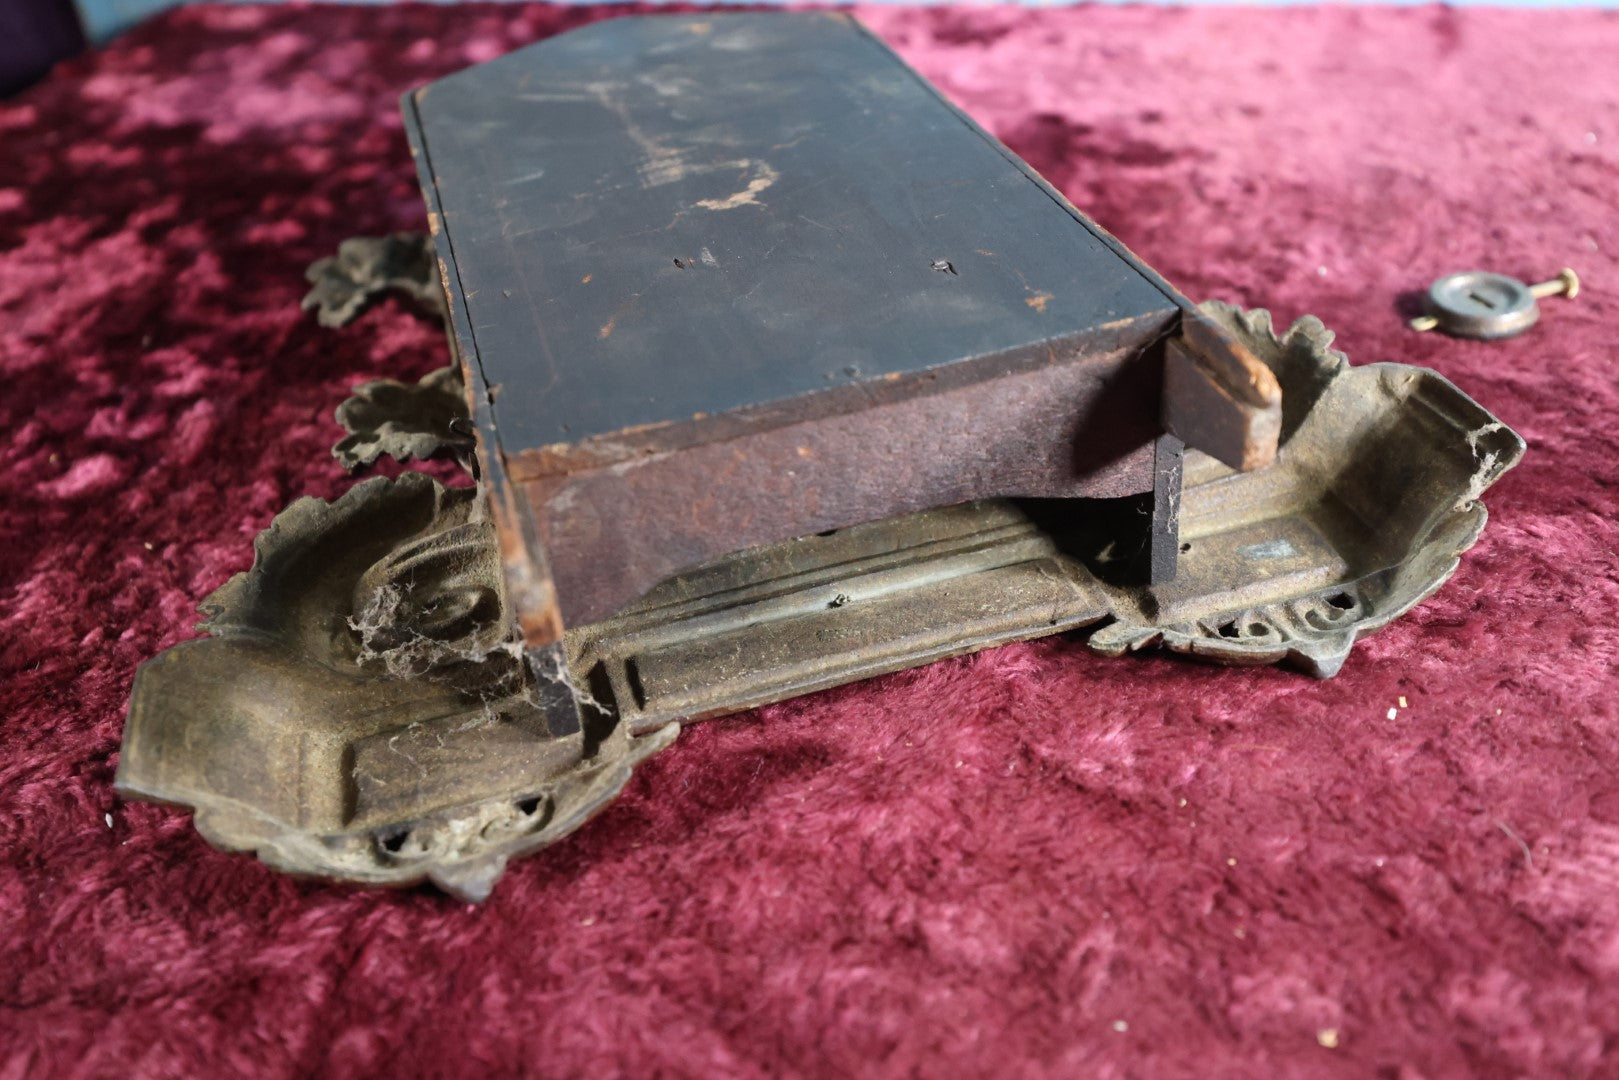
[3,4,1618,1076]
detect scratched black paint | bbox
[406,12,1190,629]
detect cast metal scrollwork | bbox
[119,272,1523,898]
[332,364,476,471]
[1086,301,1522,676]
[118,473,678,901]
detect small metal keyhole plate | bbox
[1425,271,1538,340]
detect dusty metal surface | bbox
[118,300,1522,897]
[332,365,475,470]
[1089,302,1523,676]
[117,473,676,902]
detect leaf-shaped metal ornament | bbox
[301,232,444,328]
[332,365,475,471]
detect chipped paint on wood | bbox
[694,160,778,211]
[408,12,1192,626]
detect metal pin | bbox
[1527,267,1579,301]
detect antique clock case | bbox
[118,13,1523,899]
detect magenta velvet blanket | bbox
[4,4,1618,1076]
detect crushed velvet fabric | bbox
[3,4,1618,1076]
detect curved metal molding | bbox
[117,474,677,902]
[1088,302,1524,677]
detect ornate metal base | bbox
[117,255,1522,899]
[117,474,676,900]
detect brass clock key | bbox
[1409,268,1579,339]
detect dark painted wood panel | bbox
[406,11,1190,635]
[520,319,1173,626]
[409,12,1179,455]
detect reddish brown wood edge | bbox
[489,310,1178,629]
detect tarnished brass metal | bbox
[118,298,1522,898]
[332,365,475,471]
[1090,302,1522,676]
[118,473,677,901]
[1409,267,1580,339]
